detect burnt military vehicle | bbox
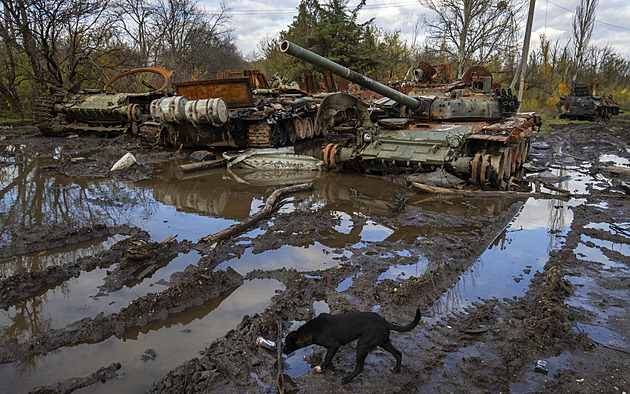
[281,40,540,189]
[556,85,620,120]
[33,67,320,148]
[33,67,174,137]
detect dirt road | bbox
[0,118,628,393]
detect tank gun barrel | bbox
[280,40,426,111]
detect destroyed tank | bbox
[33,67,320,149]
[159,69,320,148]
[280,40,541,189]
[556,86,620,120]
[33,67,174,137]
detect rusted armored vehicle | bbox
[159,69,320,148]
[33,67,320,148]
[33,67,174,136]
[281,41,541,189]
[556,86,620,120]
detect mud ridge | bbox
[0,226,144,307]
[0,224,135,259]
[0,267,243,363]
[29,362,122,394]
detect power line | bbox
[546,0,630,31]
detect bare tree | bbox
[0,0,117,91]
[114,0,157,66]
[419,0,525,78]
[151,0,233,75]
[0,9,25,116]
[571,0,598,84]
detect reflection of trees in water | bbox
[0,295,59,375]
[428,255,485,317]
[0,153,158,246]
[0,150,159,368]
[0,296,52,348]
[548,166,569,253]
[0,235,122,279]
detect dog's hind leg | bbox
[380,339,403,373]
[341,346,369,383]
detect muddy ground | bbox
[0,118,629,393]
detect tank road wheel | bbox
[276,121,289,146]
[470,152,484,185]
[505,144,518,178]
[312,116,321,136]
[304,117,314,139]
[33,97,60,136]
[294,118,306,140]
[288,120,297,143]
[489,150,507,188]
[247,122,274,148]
[519,139,530,168]
[479,153,493,185]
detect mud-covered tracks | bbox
[469,138,531,188]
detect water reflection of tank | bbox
[149,170,259,220]
[281,41,542,190]
[315,173,526,248]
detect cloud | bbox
[199,0,630,59]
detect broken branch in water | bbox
[199,182,314,244]
[410,182,571,199]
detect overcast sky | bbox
[200,0,630,60]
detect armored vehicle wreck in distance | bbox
[280,40,541,189]
[556,85,620,120]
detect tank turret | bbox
[280,40,429,112]
[280,40,541,190]
[280,40,519,122]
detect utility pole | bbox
[517,0,536,110]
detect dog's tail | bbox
[387,308,422,332]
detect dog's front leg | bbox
[317,345,339,373]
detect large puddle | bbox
[1,136,623,391]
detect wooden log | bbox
[177,159,225,174]
[199,182,314,244]
[603,166,630,177]
[410,182,570,199]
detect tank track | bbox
[33,97,60,136]
[247,122,274,148]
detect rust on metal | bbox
[174,78,254,108]
[103,67,174,92]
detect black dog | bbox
[283,308,421,383]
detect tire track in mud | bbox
[0,241,243,364]
[0,266,243,364]
[0,224,133,259]
[0,225,141,307]
[149,202,527,392]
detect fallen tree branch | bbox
[541,180,571,195]
[410,182,571,199]
[276,320,285,394]
[199,182,314,244]
[177,159,225,174]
